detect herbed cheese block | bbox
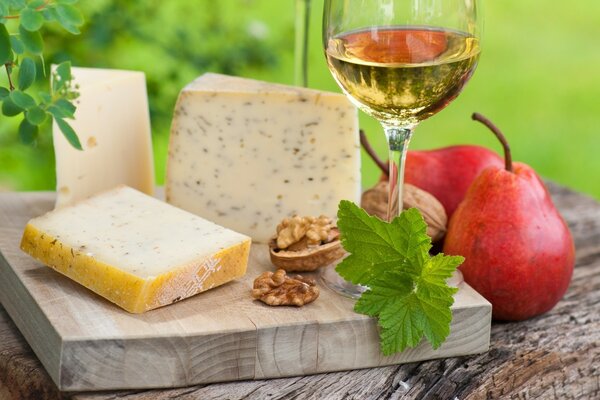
[166,73,361,243]
[20,186,251,314]
[53,66,155,208]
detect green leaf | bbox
[19,118,38,144]
[42,7,57,21]
[56,61,71,81]
[10,36,25,55]
[336,201,464,355]
[54,4,83,34]
[336,203,431,286]
[26,106,47,125]
[18,57,36,90]
[28,0,47,7]
[48,98,76,119]
[20,8,45,31]
[9,90,36,109]
[8,0,27,8]
[0,25,10,64]
[0,3,8,17]
[2,98,22,116]
[55,118,82,150]
[55,98,76,116]
[0,87,9,100]
[19,25,43,54]
[38,91,52,104]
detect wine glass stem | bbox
[294,0,311,87]
[382,123,414,221]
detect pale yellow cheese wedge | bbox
[20,186,251,313]
[52,66,155,208]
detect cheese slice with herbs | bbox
[53,66,155,208]
[166,73,361,243]
[20,186,251,314]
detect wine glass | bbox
[322,0,481,297]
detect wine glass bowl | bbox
[321,0,481,298]
[325,26,480,125]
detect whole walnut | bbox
[361,181,448,242]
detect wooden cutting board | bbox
[0,191,491,392]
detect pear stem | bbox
[472,113,513,172]
[360,129,389,176]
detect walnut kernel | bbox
[252,269,319,306]
[276,215,333,250]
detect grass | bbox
[1,0,599,200]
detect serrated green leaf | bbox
[2,98,23,116]
[0,25,10,64]
[378,292,425,354]
[0,87,9,100]
[19,118,38,144]
[336,201,464,355]
[26,106,47,125]
[9,90,36,109]
[55,4,83,34]
[19,25,43,54]
[336,203,431,286]
[55,118,82,150]
[10,35,25,54]
[20,8,44,31]
[18,57,36,90]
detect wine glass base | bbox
[320,261,464,299]
[319,260,367,299]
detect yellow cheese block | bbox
[20,186,251,313]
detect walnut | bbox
[252,269,319,306]
[361,181,448,242]
[270,215,345,272]
[276,215,333,249]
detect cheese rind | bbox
[20,186,251,313]
[166,73,361,243]
[53,67,155,208]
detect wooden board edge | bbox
[0,251,63,388]
[58,329,258,391]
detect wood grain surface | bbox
[0,191,490,393]
[0,183,598,399]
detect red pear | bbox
[404,146,503,217]
[360,131,503,218]
[443,113,575,321]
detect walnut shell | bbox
[361,181,448,242]
[269,228,345,272]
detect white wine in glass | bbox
[322,0,481,297]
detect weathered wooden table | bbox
[0,183,598,400]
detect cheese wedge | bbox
[53,66,155,208]
[166,73,361,243]
[20,186,251,313]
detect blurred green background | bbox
[1,0,599,199]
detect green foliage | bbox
[0,0,83,148]
[336,201,463,355]
[0,0,598,199]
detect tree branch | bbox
[3,1,51,19]
[5,64,14,91]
